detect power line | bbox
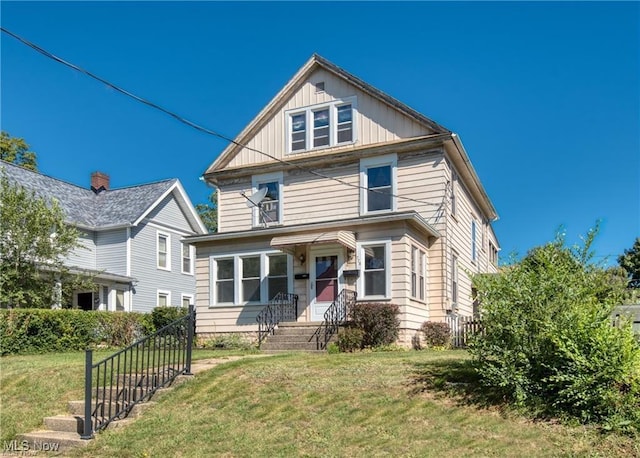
[1,26,445,209]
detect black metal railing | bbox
[256,293,299,345]
[81,304,196,439]
[317,289,357,350]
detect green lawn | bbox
[2,350,638,457]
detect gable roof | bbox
[205,54,451,174]
[1,160,207,233]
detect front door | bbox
[310,248,343,321]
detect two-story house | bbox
[2,160,207,312]
[189,55,500,345]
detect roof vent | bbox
[315,81,325,93]
[91,171,110,194]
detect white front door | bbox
[309,248,343,321]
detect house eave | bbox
[186,211,440,244]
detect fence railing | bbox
[81,304,195,439]
[317,289,357,350]
[256,293,299,345]
[446,314,483,348]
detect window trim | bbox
[181,243,194,275]
[251,172,284,227]
[357,240,392,300]
[360,154,398,215]
[157,231,171,271]
[181,293,194,308]
[157,289,172,307]
[451,252,459,307]
[209,251,293,307]
[285,97,357,154]
[411,245,426,302]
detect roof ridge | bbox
[0,159,93,193]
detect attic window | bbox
[315,81,325,93]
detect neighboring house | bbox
[188,54,500,345]
[2,160,207,312]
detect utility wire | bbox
[2,26,445,208]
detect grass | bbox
[3,350,639,457]
[0,348,248,444]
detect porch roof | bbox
[270,230,356,251]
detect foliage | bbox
[337,326,365,352]
[420,321,451,348]
[0,309,154,355]
[0,172,94,308]
[199,334,256,351]
[470,227,640,431]
[0,131,37,171]
[196,190,218,233]
[326,342,340,354]
[150,306,186,330]
[619,237,640,288]
[350,302,400,348]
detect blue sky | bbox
[1,1,638,265]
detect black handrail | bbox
[256,292,298,345]
[317,289,357,350]
[81,304,196,439]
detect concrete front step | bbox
[260,341,325,351]
[277,321,323,327]
[16,430,89,453]
[43,415,83,434]
[67,399,157,418]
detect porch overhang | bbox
[270,230,356,251]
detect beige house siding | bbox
[225,68,431,169]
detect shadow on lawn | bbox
[408,356,507,410]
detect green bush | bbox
[337,327,365,352]
[151,306,186,330]
[470,228,640,431]
[420,321,451,347]
[200,334,255,351]
[0,309,159,355]
[350,302,400,348]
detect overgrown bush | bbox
[421,321,451,348]
[350,302,400,347]
[151,306,185,330]
[470,228,640,431]
[337,326,365,352]
[0,307,180,355]
[199,334,255,351]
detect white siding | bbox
[226,68,431,168]
[147,193,194,233]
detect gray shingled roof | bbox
[1,160,176,229]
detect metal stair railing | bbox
[256,292,299,346]
[317,289,357,350]
[81,304,195,439]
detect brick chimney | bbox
[91,172,110,193]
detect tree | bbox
[0,131,38,171]
[196,190,218,233]
[618,237,640,288]
[0,172,91,308]
[470,227,640,430]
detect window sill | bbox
[287,140,356,155]
[357,296,391,302]
[157,266,171,272]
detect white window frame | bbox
[285,97,357,154]
[451,253,459,307]
[251,172,284,227]
[411,246,426,301]
[209,251,293,307]
[357,240,392,300]
[181,293,194,308]
[157,231,171,271]
[157,289,172,307]
[181,243,194,275]
[360,154,398,215]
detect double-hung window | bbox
[211,252,292,306]
[358,241,391,299]
[287,97,356,153]
[157,290,171,307]
[252,172,283,226]
[182,244,194,274]
[411,246,426,301]
[360,154,397,214]
[157,232,170,270]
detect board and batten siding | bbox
[65,230,96,270]
[96,229,127,276]
[225,68,431,169]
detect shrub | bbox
[200,334,255,351]
[337,327,365,352]
[350,302,400,347]
[421,321,451,348]
[470,228,640,431]
[151,306,186,330]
